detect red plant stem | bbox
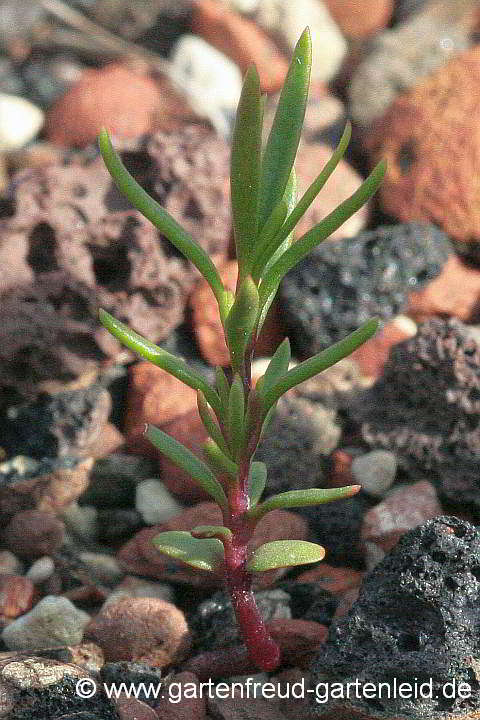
[221,342,281,672]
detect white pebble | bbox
[0,93,44,152]
[135,479,182,525]
[2,596,90,650]
[352,450,397,497]
[168,35,242,137]
[26,556,55,584]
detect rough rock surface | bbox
[280,223,450,357]
[354,318,480,515]
[312,515,480,719]
[0,384,111,460]
[368,45,480,254]
[0,126,231,396]
[349,0,475,126]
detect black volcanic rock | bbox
[312,515,480,719]
[354,318,480,515]
[280,223,451,358]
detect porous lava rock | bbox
[355,318,480,515]
[367,45,480,255]
[311,515,480,719]
[0,384,111,460]
[0,125,231,396]
[280,223,450,357]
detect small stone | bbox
[85,597,190,666]
[407,252,480,323]
[208,695,288,720]
[192,0,289,93]
[0,550,23,576]
[328,449,354,489]
[2,595,90,650]
[168,34,242,137]
[324,0,393,38]
[351,450,397,497]
[3,510,65,559]
[104,576,174,607]
[155,671,207,720]
[0,575,35,621]
[78,553,123,585]
[68,641,105,675]
[361,480,442,552]
[124,363,197,456]
[61,502,98,542]
[26,556,55,585]
[135,479,183,525]
[254,0,347,83]
[97,509,144,545]
[0,456,94,520]
[45,63,176,147]
[116,696,158,720]
[268,618,328,667]
[350,0,476,127]
[296,563,363,596]
[84,453,156,509]
[0,93,43,151]
[100,660,163,707]
[368,44,480,253]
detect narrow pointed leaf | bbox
[261,318,379,411]
[247,485,361,521]
[99,308,221,415]
[98,130,227,315]
[197,391,230,456]
[258,28,311,230]
[259,160,387,306]
[253,168,297,283]
[231,65,263,272]
[271,121,352,248]
[225,276,259,375]
[228,374,245,460]
[191,525,232,541]
[260,338,291,396]
[251,199,288,282]
[247,540,325,572]
[146,425,227,508]
[215,367,230,410]
[152,531,224,572]
[203,438,238,479]
[248,461,267,508]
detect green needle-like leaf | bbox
[251,199,288,282]
[98,129,230,322]
[227,373,245,460]
[259,160,387,307]
[231,65,263,274]
[99,308,221,415]
[247,485,361,521]
[248,461,267,508]
[247,540,325,572]
[269,121,352,250]
[260,338,291,395]
[203,438,238,479]
[152,531,225,572]
[146,425,227,508]
[261,317,380,411]
[225,276,259,375]
[197,391,230,457]
[215,367,230,410]
[258,28,311,230]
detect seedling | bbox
[97,28,385,672]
